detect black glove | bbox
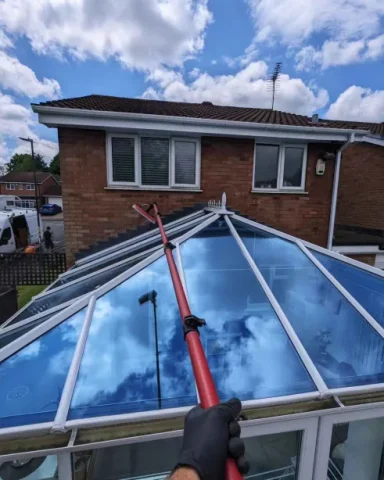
[174,398,249,480]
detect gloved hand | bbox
[173,398,249,480]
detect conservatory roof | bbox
[2,202,384,443]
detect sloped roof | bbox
[2,204,384,436]
[35,94,384,136]
[0,171,54,184]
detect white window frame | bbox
[26,184,34,190]
[253,141,307,192]
[106,133,201,190]
[170,137,201,189]
[241,416,319,480]
[314,405,384,480]
[18,184,23,190]
[6,183,16,190]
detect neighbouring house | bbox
[333,142,384,268]
[43,183,63,208]
[32,95,384,266]
[0,171,60,209]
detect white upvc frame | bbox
[170,137,201,189]
[18,183,23,190]
[26,184,34,190]
[106,133,201,190]
[313,405,384,480]
[106,133,139,187]
[252,141,308,193]
[6,183,16,190]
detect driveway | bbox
[41,214,65,252]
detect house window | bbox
[6,183,16,190]
[26,184,34,190]
[18,184,23,190]
[253,143,307,191]
[107,134,200,189]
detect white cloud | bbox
[0,0,213,70]
[296,36,384,70]
[0,51,60,98]
[248,0,384,45]
[326,86,384,122]
[0,92,58,165]
[144,62,329,115]
[0,30,12,49]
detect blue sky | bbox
[0,0,383,167]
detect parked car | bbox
[40,203,62,216]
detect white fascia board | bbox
[361,135,384,147]
[33,106,371,142]
[333,245,381,254]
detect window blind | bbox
[174,141,196,185]
[141,137,169,186]
[111,137,135,183]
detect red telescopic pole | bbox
[133,203,242,480]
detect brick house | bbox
[32,95,384,266]
[0,171,60,208]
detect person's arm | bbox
[171,467,199,479]
[170,398,249,480]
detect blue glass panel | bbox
[312,251,384,327]
[181,219,315,401]
[235,220,384,389]
[0,314,56,350]
[69,256,196,420]
[0,309,85,428]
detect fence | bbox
[0,253,67,286]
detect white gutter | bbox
[327,133,355,249]
[333,245,383,255]
[32,105,372,142]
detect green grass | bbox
[17,285,47,309]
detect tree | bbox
[49,154,60,175]
[6,153,48,172]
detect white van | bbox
[0,209,40,253]
[0,195,22,210]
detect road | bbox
[41,214,65,252]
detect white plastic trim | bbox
[225,216,329,396]
[75,209,205,266]
[0,299,75,332]
[231,214,384,280]
[297,241,384,340]
[52,296,97,432]
[58,452,73,480]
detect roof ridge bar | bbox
[0,298,75,331]
[60,212,215,281]
[296,241,384,340]
[0,214,219,365]
[52,296,97,432]
[75,209,206,266]
[224,215,328,397]
[231,214,384,281]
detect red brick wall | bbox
[337,143,384,229]
[59,128,336,265]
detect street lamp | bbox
[138,290,162,409]
[19,137,41,244]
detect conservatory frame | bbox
[2,203,384,479]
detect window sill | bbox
[105,185,202,193]
[251,189,308,195]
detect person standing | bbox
[43,226,54,252]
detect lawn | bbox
[17,285,47,309]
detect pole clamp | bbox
[164,242,176,251]
[183,314,206,339]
